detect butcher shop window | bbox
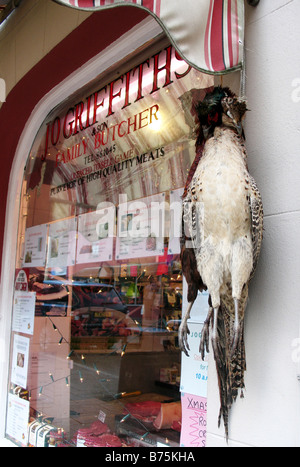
[5,40,213,447]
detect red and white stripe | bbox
[54,0,243,74]
[204,0,243,72]
[62,0,161,12]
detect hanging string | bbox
[240,43,246,100]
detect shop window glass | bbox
[6,41,212,447]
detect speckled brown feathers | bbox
[179,87,263,441]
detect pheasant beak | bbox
[234,120,243,136]
[203,126,210,139]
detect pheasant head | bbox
[196,87,248,140]
[221,94,248,135]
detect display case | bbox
[5,39,212,448]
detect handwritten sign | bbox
[180,392,207,447]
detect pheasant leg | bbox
[179,301,194,357]
[211,307,222,366]
[231,298,242,357]
[199,307,213,360]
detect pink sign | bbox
[180,392,207,448]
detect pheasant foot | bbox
[179,301,194,357]
[199,307,213,360]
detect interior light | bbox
[149,110,162,131]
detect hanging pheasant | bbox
[179,87,263,440]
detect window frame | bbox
[0,16,164,444]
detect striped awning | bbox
[53,0,245,75]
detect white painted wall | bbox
[0,0,91,98]
[206,0,300,447]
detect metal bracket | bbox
[247,0,260,6]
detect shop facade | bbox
[0,0,299,448]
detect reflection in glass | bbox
[7,42,213,447]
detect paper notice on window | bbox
[23,224,47,267]
[180,321,208,397]
[11,334,30,389]
[76,207,115,264]
[116,193,165,260]
[47,217,77,268]
[180,392,207,448]
[182,277,210,324]
[12,291,36,335]
[6,393,30,446]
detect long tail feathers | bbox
[214,300,246,441]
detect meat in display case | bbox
[24,392,182,447]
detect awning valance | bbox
[53,0,245,75]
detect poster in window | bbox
[115,193,165,260]
[180,392,207,447]
[15,269,29,292]
[23,224,47,267]
[180,320,208,398]
[76,206,115,264]
[11,334,30,389]
[12,291,36,335]
[182,277,210,324]
[47,217,77,269]
[6,393,30,446]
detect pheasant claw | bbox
[179,302,194,357]
[199,307,212,360]
[179,320,191,356]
